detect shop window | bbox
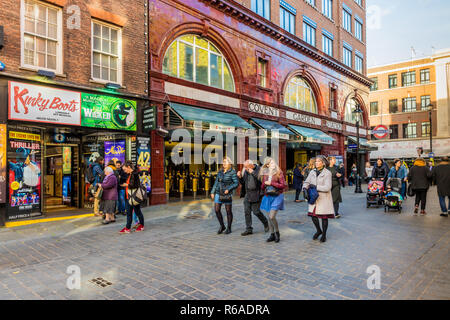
[284,76,318,113]
[92,21,122,84]
[162,34,235,92]
[21,0,63,73]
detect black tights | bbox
[311,216,328,236]
[215,203,233,229]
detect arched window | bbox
[284,76,318,113]
[162,34,235,92]
[344,98,363,124]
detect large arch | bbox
[281,68,325,115]
[156,22,244,94]
[341,91,369,127]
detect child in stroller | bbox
[384,177,403,213]
[366,180,384,208]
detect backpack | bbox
[86,164,95,184]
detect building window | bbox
[343,46,352,68]
[306,0,316,5]
[402,97,416,112]
[322,34,333,56]
[342,8,352,33]
[421,95,431,110]
[370,102,378,115]
[21,0,62,73]
[280,6,296,34]
[162,34,235,92]
[420,69,430,84]
[355,19,363,41]
[421,122,431,137]
[388,74,397,88]
[389,99,398,114]
[403,123,417,139]
[402,71,416,87]
[92,21,121,83]
[390,124,398,139]
[303,19,316,47]
[257,57,268,87]
[344,98,363,124]
[284,76,318,113]
[322,0,332,19]
[354,0,362,6]
[355,54,363,73]
[251,0,270,20]
[330,87,337,110]
[370,77,378,91]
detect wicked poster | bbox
[8,129,42,220]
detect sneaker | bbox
[241,230,253,236]
[420,210,426,215]
[440,213,448,217]
[413,206,419,215]
[335,214,341,219]
[119,227,131,234]
[135,224,145,232]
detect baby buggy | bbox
[366,180,384,208]
[384,178,403,213]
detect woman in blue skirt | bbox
[259,157,287,243]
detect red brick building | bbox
[148,0,372,203]
[0,0,149,224]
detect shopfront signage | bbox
[0,124,6,203]
[272,131,290,140]
[248,102,279,117]
[8,81,81,126]
[286,111,322,126]
[345,125,357,133]
[143,106,157,131]
[325,120,342,131]
[81,93,137,131]
[372,125,389,139]
[209,123,235,133]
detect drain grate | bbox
[89,277,113,288]
[184,213,204,219]
[288,220,305,225]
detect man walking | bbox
[432,156,450,217]
[238,160,269,236]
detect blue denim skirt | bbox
[260,194,285,212]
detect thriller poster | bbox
[8,130,42,220]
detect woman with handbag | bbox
[303,156,334,243]
[259,157,287,243]
[210,157,239,234]
[99,166,117,224]
[119,161,145,234]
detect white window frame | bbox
[91,20,123,85]
[20,0,63,74]
[303,22,316,47]
[322,34,333,56]
[355,54,363,73]
[342,9,352,33]
[322,0,333,19]
[355,19,362,41]
[343,46,352,68]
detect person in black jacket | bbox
[407,157,432,215]
[372,158,389,188]
[432,156,450,217]
[238,160,269,236]
[328,156,343,218]
[119,161,145,233]
[293,163,305,202]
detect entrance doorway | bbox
[43,144,80,212]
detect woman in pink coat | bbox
[302,156,334,242]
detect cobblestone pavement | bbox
[0,186,448,300]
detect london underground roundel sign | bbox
[372,125,389,139]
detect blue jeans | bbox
[117,189,126,213]
[439,196,449,213]
[125,201,144,229]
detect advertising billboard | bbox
[0,124,6,203]
[104,140,126,165]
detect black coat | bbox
[408,165,432,190]
[293,167,304,190]
[328,165,342,203]
[239,165,262,203]
[432,162,450,196]
[372,163,388,180]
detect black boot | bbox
[311,216,322,240]
[217,225,226,234]
[274,232,280,243]
[320,234,327,242]
[225,227,232,234]
[267,233,275,242]
[320,219,328,242]
[313,231,322,240]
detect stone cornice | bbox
[200,0,372,87]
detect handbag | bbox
[407,183,415,197]
[265,185,280,196]
[306,169,320,205]
[218,171,233,203]
[128,183,148,206]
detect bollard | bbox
[179,177,184,201]
[165,178,170,201]
[204,176,210,197]
[193,177,198,199]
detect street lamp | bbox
[427,104,433,154]
[352,98,363,194]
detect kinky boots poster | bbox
[7,127,42,220]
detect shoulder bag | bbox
[307,170,320,205]
[218,171,232,203]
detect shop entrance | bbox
[43,144,80,212]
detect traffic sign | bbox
[428,152,435,158]
[348,144,357,149]
[372,125,389,139]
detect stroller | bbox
[384,178,403,213]
[366,180,384,208]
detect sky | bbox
[366,0,450,67]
